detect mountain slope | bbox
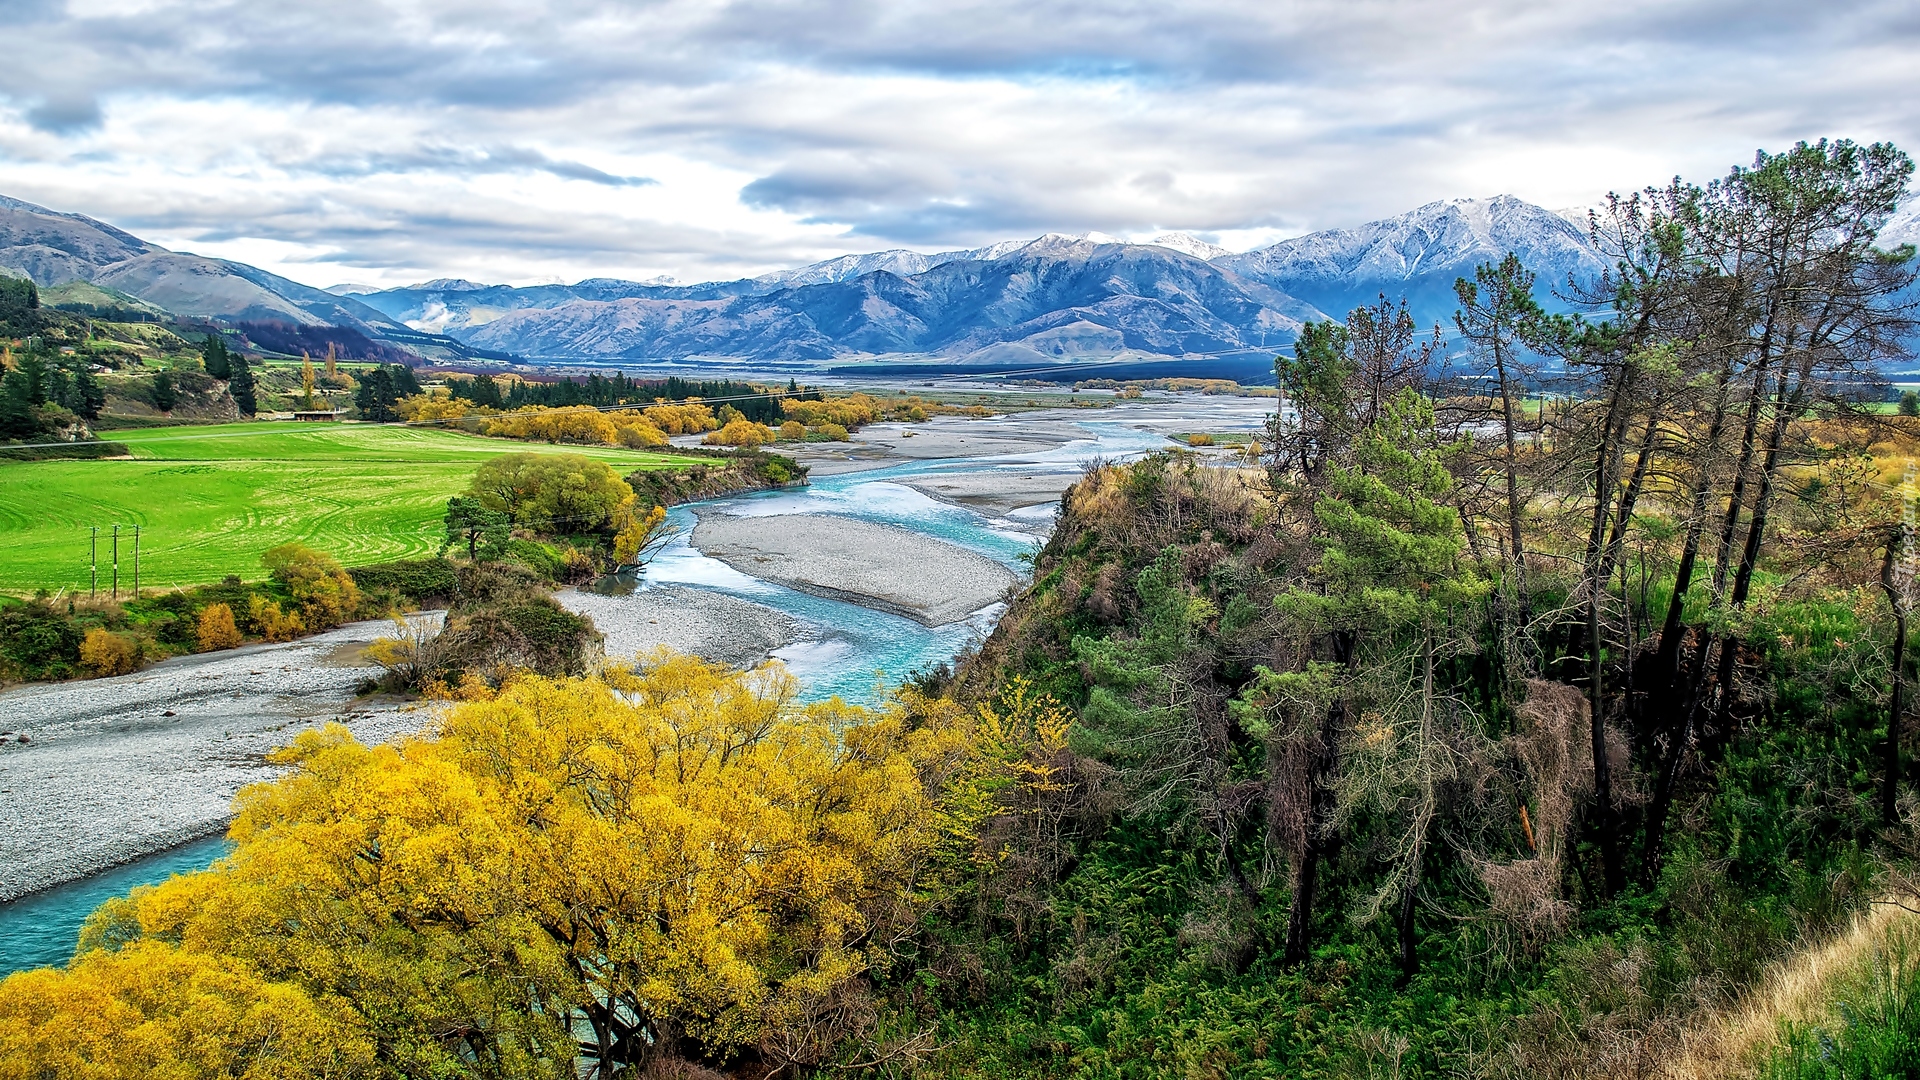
[457,239,1316,361]
[2,189,1617,365]
[1218,195,1607,327]
[0,195,406,335]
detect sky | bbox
[1,0,1916,289]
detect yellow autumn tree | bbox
[612,501,674,567]
[702,418,774,447]
[197,602,243,651]
[79,627,139,675]
[0,939,378,1079]
[260,543,361,631]
[40,656,939,1077]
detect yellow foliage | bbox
[394,391,473,422]
[261,544,360,632]
[813,422,849,441]
[615,417,667,448]
[782,392,880,430]
[928,677,1077,869]
[703,418,775,447]
[480,404,668,448]
[245,596,304,643]
[779,420,808,441]
[612,502,672,566]
[53,656,940,1073]
[196,603,242,651]
[0,939,378,1079]
[79,627,139,676]
[483,404,620,444]
[643,400,719,434]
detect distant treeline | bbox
[449,373,818,425]
[233,321,416,365]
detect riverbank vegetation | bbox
[5,138,1920,1078]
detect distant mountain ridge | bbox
[1,190,1635,366]
[1216,195,1609,324]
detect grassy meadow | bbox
[0,422,685,593]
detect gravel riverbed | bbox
[691,511,1020,626]
[0,614,441,901]
[557,584,802,669]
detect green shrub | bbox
[505,539,567,581]
[350,557,460,606]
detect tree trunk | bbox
[1655,356,1738,681]
[1599,411,1662,587]
[1883,531,1910,825]
[1397,631,1437,987]
[1493,335,1528,609]
[1582,370,1633,897]
[1285,632,1355,967]
[1283,696,1343,967]
[1716,364,1807,731]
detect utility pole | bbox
[90,527,98,599]
[132,525,141,599]
[111,524,119,600]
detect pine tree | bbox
[202,334,232,379]
[0,371,35,439]
[152,370,177,413]
[227,354,257,416]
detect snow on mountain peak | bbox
[1147,233,1234,261]
[406,277,489,292]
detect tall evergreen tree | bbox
[227,354,257,416]
[201,334,232,379]
[67,364,105,421]
[152,370,178,413]
[0,371,35,439]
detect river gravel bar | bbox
[692,512,1019,626]
[559,584,801,669]
[0,615,441,901]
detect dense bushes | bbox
[0,553,470,684]
[347,556,460,607]
[623,448,807,507]
[365,562,601,689]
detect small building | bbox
[289,409,348,422]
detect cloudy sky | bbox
[1,0,1915,288]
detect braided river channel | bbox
[0,397,1271,974]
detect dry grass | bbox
[1659,891,1920,1079]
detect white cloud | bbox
[0,0,1914,287]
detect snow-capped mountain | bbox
[1,188,1636,367]
[355,201,1615,361]
[1218,195,1608,327]
[456,239,1314,362]
[1148,233,1234,261]
[1881,196,1920,250]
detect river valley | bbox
[0,394,1273,974]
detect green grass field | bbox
[0,423,686,593]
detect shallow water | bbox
[0,406,1249,975]
[0,835,232,973]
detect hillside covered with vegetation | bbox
[4,139,1920,1079]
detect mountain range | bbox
[0,191,1619,367]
